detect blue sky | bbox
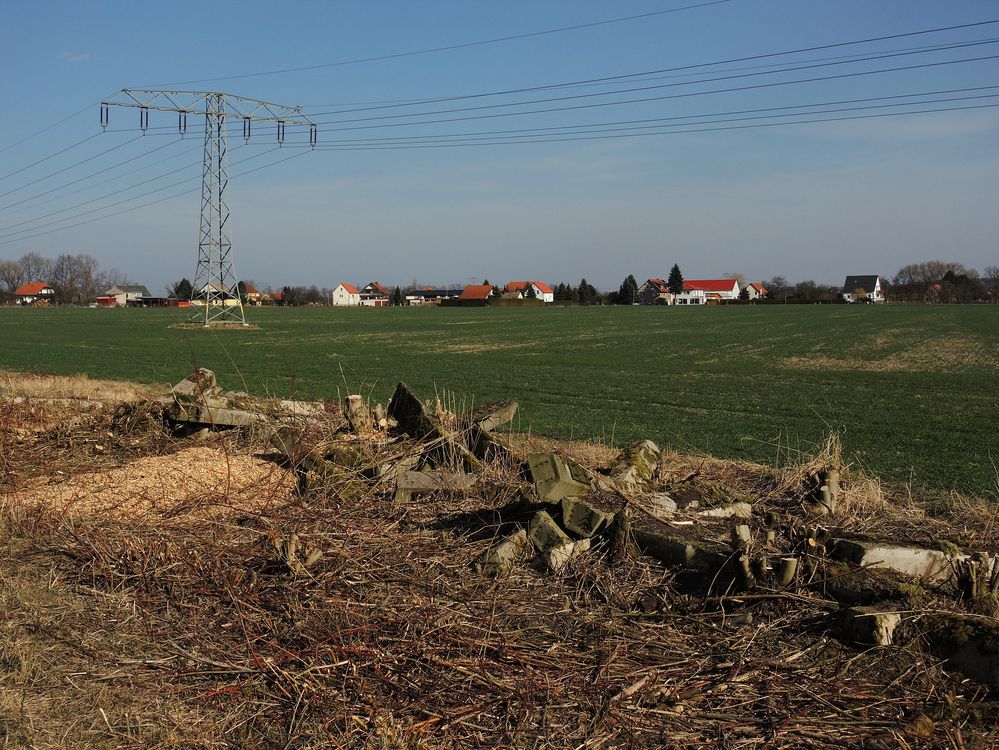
[1,0,997,292]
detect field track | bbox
[2,304,996,496]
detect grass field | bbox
[1,304,996,497]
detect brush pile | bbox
[1,369,997,748]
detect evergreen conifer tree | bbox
[667,264,684,296]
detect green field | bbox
[2,304,997,496]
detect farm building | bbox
[331,283,361,307]
[505,281,554,303]
[745,282,768,300]
[14,282,56,305]
[405,288,463,306]
[676,279,741,304]
[99,284,151,307]
[459,285,496,303]
[841,275,885,303]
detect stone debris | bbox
[560,496,615,538]
[474,529,530,577]
[830,539,987,582]
[527,453,594,503]
[394,470,478,502]
[838,606,902,647]
[462,400,518,433]
[608,439,661,493]
[528,510,573,552]
[138,371,999,687]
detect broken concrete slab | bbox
[831,539,984,582]
[171,368,222,402]
[540,537,591,573]
[274,399,326,417]
[474,529,531,577]
[173,402,264,427]
[528,510,572,552]
[609,440,661,493]
[394,470,479,502]
[463,401,518,433]
[837,606,902,647]
[387,382,439,440]
[560,496,615,538]
[528,453,594,503]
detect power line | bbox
[298,37,999,108]
[244,53,999,136]
[0,150,307,247]
[298,102,999,151]
[138,0,736,87]
[0,138,194,216]
[0,135,145,200]
[254,88,999,146]
[0,98,108,157]
[0,146,274,242]
[302,22,999,116]
[0,132,104,183]
[304,41,999,126]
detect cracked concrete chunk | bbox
[560,496,615,538]
[171,368,222,402]
[528,510,572,551]
[528,453,593,503]
[175,402,263,427]
[474,529,530,577]
[831,539,980,582]
[838,606,901,647]
[540,537,591,573]
[387,382,438,439]
[609,440,661,492]
[394,470,478,502]
[464,401,518,432]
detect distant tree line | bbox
[0,251,130,304]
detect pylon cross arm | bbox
[102,89,314,125]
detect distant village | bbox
[2,252,997,307]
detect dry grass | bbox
[0,385,997,748]
[0,369,165,403]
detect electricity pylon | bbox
[101,90,316,325]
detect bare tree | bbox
[983,265,999,284]
[0,259,25,292]
[18,252,52,283]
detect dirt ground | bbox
[1,372,997,749]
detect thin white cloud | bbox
[59,52,91,64]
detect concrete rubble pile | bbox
[153,368,999,685]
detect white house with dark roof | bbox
[841,275,884,303]
[104,284,150,306]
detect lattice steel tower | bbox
[101,90,316,325]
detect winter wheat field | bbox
[1,304,996,498]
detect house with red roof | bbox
[505,280,554,303]
[675,278,741,305]
[745,282,768,301]
[360,281,390,307]
[15,281,56,305]
[332,283,361,307]
[460,284,496,303]
[638,278,671,305]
